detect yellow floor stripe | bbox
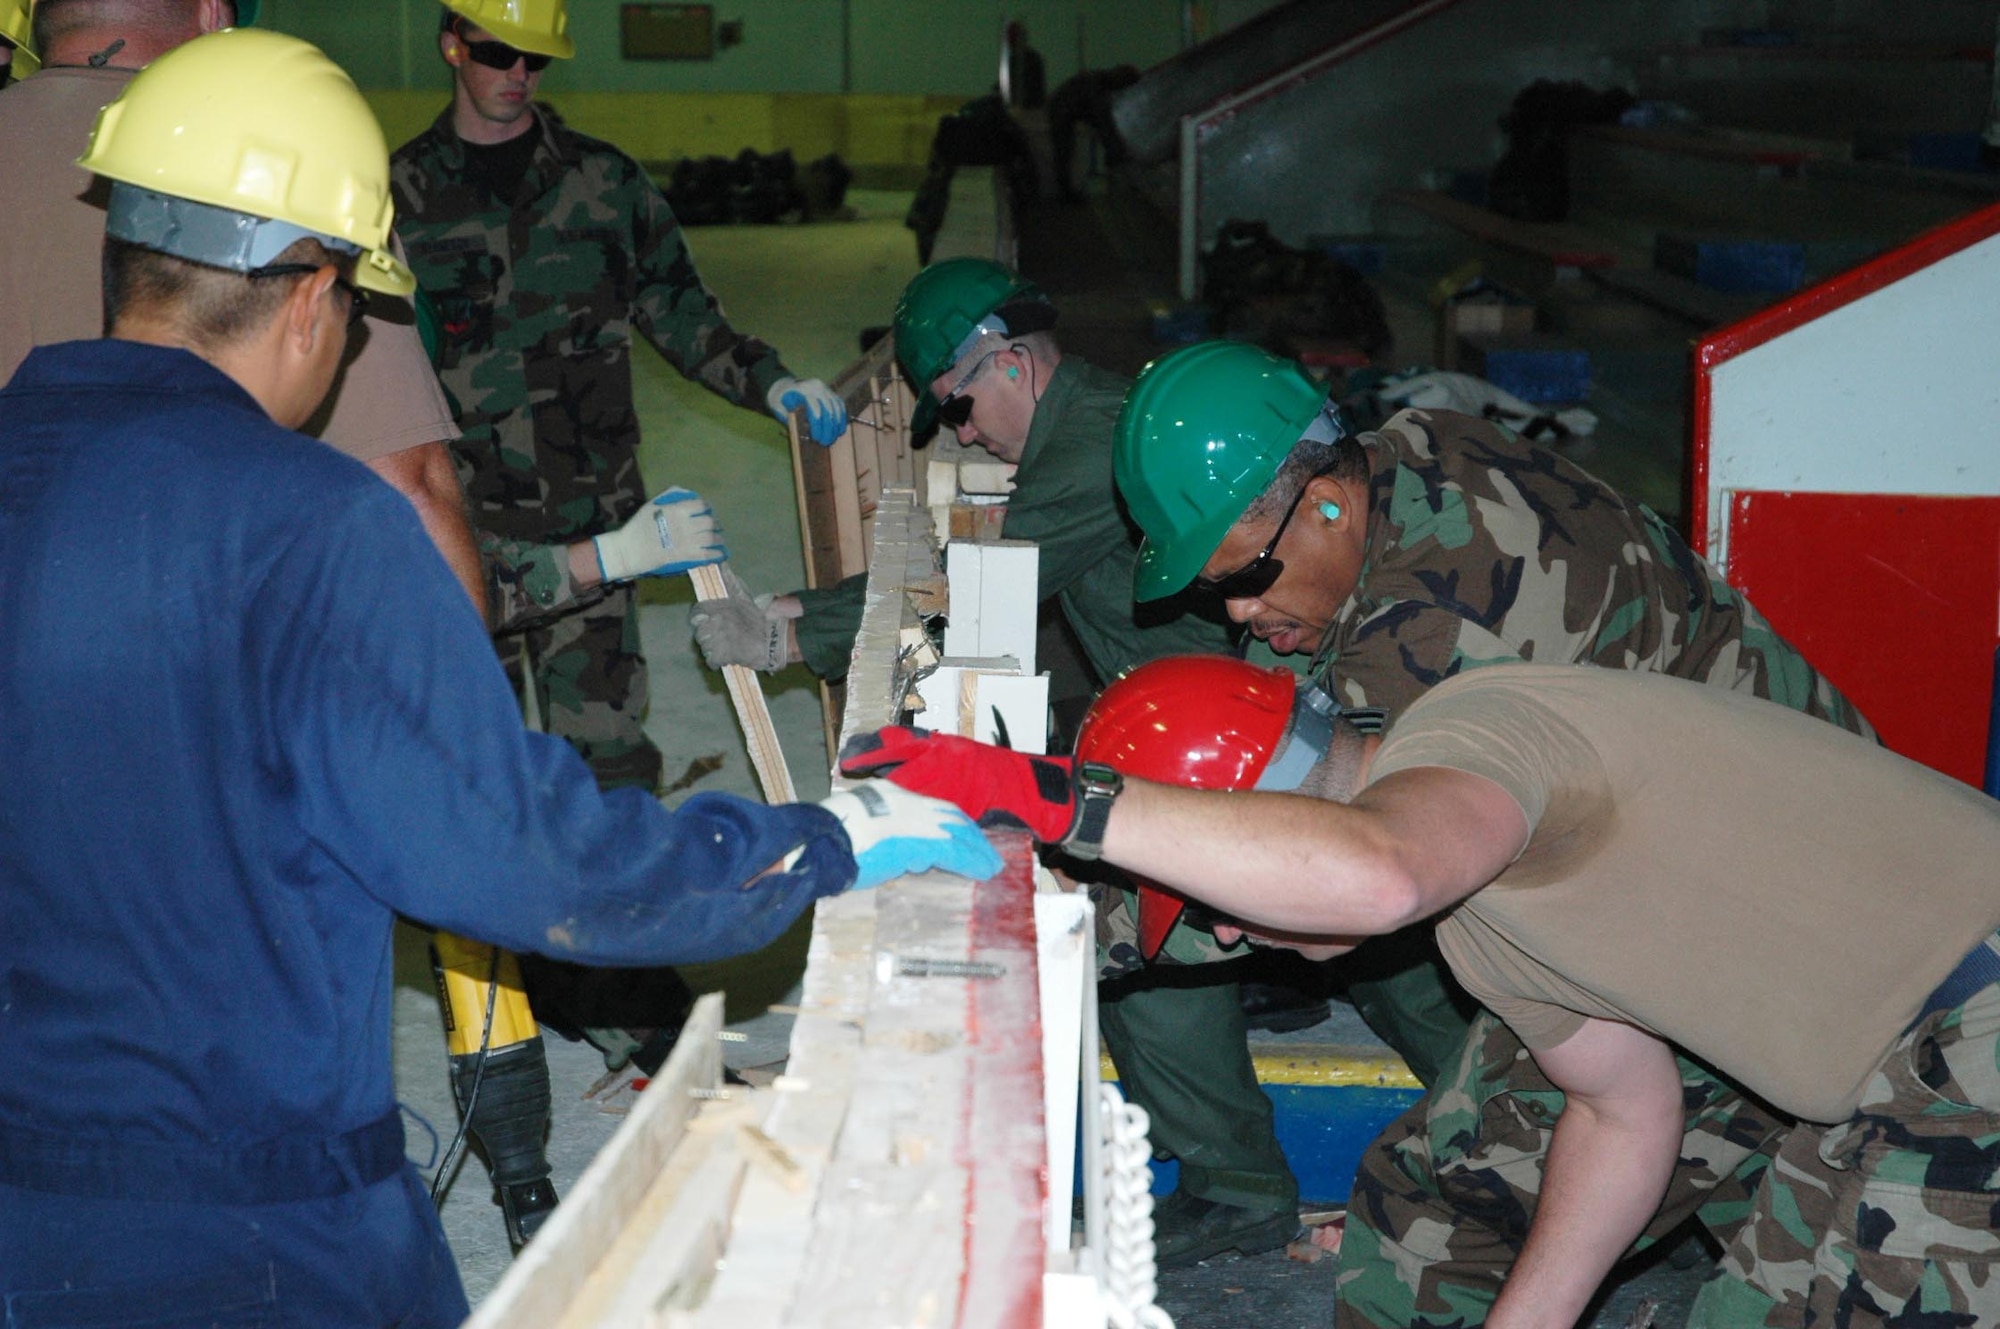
[1101,1047,1423,1091]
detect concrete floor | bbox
[388,189,919,1305]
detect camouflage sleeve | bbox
[1323,598,1528,720]
[626,164,790,413]
[792,575,867,682]
[483,530,610,632]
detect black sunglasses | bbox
[453,21,552,72]
[935,349,998,429]
[1193,462,1339,600]
[248,262,371,329]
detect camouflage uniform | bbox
[1689,959,2000,1326]
[1298,409,1871,1327]
[392,105,791,791]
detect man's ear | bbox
[1302,473,1356,530]
[440,30,465,65]
[282,266,339,357]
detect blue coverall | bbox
[0,340,856,1325]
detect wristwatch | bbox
[1064,761,1124,861]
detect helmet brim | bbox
[1132,521,1227,602]
[909,385,939,438]
[355,247,417,297]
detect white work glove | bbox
[820,780,1004,889]
[592,486,726,583]
[689,566,789,673]
[766,375,848,446]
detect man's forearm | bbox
[366,440,486,624]
[1488,1030,1686,1327]
[1099,767,1527,939]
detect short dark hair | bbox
[1241,430,1369,524]
[103,234,350,350]
[34,0,195,53]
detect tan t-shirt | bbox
[0,67,454,463]
[1367,664,2000,1123]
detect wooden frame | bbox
[786,334,920,595]
[784,336,922,764]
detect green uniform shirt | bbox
[391,105,791,629]
[795,357,1232,682]
[1119,407,1873,970]
[1309,407,1868,733]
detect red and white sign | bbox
[1692,203,2000,785]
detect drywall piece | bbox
[911,657,1021,737]
[943,539,1039,675]
[1035,892,1093,1254]
[911,664,965,733]
[971,670,1050,754]
[689,562,796,805]
[943,540,983,659]
[957,458,1018,495]
[926,456,961,508]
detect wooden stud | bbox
[463,995,727,1328]
[689,563,796,806]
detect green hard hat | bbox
[1114,339,1331,601]
[892,257,1051,434]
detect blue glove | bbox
[819,780,1004,889]
[592,486,726,581]
[766,375,849,447]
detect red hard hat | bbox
[1076,655,1298,958]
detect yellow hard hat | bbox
[1,0,38,78]
[78,28,414,295]
[442,0,574,59]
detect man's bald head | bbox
[35,0,233,65]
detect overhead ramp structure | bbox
[1690,202,2000,786]
[1111,0,2000,300]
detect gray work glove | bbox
[689,566,788,673]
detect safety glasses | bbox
[934,349,998,429]
[1193,462,1338,600]
[454,22,552,72]
[248,263,371,329]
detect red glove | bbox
[838,727,1078,844]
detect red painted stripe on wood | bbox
[954,831,1047,1329]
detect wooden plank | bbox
[779,834,1045,1328]
[464,994,725,1328]
[833,491,940,788]
[823,431,868,581]
[788,334,911,592]
[791,430,850,591]
[689,562,797,805]
[676,891,879,1327]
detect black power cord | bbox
[429,945,502,1207]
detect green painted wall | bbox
[261,0,1285,165]
[257,0,1270,97]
